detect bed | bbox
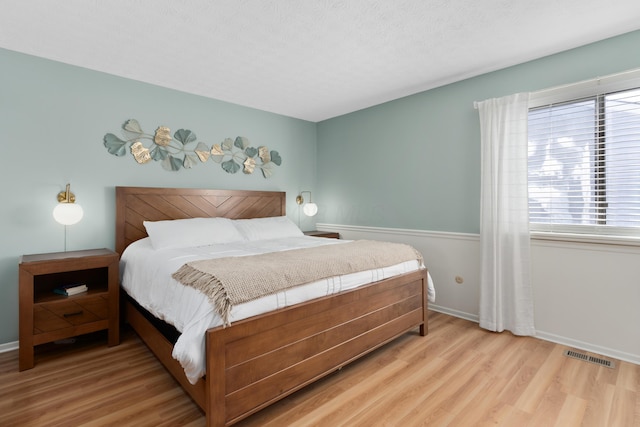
[116,186,431,426]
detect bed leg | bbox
[420,270,428,337]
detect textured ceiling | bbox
[2,0,640,122]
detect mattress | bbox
[120,236,435,384]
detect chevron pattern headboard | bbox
[115,186,286,255]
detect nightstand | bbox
[304,230,340,239]
[18,248,119,370]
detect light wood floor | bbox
[1,311,638,426]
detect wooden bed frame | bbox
[115,186,428,426]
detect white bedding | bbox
[120,236,435,384]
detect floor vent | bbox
[563,349,615,369]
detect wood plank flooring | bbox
[1,311,638,426]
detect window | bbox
[528,74,640,239]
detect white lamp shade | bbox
[303,202,318,217]
[53,203,84,225]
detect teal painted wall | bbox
[316,30,640,233]
[0,48,317,344]
[3,29,640,346]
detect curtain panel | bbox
[477,93,535,336]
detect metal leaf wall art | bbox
[103,119,282,178]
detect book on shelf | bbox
[53,283,88,296]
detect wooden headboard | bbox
[115,187,286,255]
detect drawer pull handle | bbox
[63,310,83,317]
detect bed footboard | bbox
[205,268,428,426]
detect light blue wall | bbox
[0,48,317,344]
[3,29,640,346]
[316,30,640,233]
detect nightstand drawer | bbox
[33,295,108,333]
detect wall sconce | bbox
[296,191,318,217]
[53,183,84,226]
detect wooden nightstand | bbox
[18,248,120,370]
[304,230,340,239]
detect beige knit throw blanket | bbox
[171,240,423,326]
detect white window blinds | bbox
[528,81,640,238]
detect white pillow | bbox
[233,216,303,241]
[143,217,245,250]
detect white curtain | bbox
[477,93,535,336]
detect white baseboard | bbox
[2,318,637,367]
[0,340,18,354]
[535,331,640,366]
[429,304,479,323]
[429,306,640,366]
